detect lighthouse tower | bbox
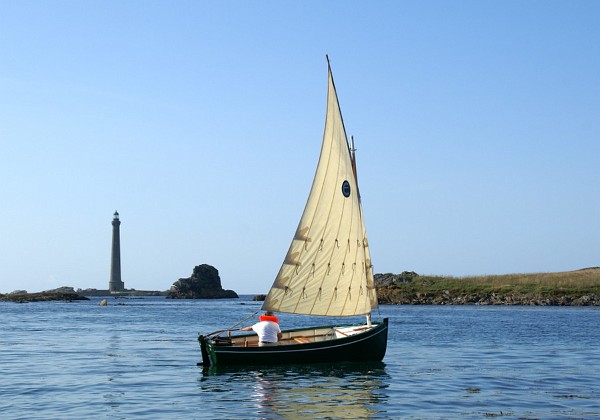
[109,211,125,292]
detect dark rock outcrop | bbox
[167,264,238,299]
[375,271,419,286]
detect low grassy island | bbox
[0,287,90,303]
[375,268,600,306]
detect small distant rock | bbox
[9,290,28,295]
[253,294,266,301]
[375,271,419,286]
[44,286,75,294]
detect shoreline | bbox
[3,268,599,305]
[377,291,600,306]
[0,288,168,303]
[2,290,599,306]
[375,267,600,306]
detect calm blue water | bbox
[1,296,599,419]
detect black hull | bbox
[199,318,388,366]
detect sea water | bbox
[1,296,599,419]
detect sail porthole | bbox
[341,180,351,197]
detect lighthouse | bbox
[109,211,125,292]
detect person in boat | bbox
[240,311,282,346]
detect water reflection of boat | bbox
[200,363,390,418]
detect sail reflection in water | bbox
[199,363,390,418]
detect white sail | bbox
[262,60,377,317]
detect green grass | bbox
[376,268,600,304]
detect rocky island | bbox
[167,264,238,299]
[0,287,90,303]
[375,268,600,306]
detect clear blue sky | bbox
[1,1,598,294]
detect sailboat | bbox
[198,57,388,366]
